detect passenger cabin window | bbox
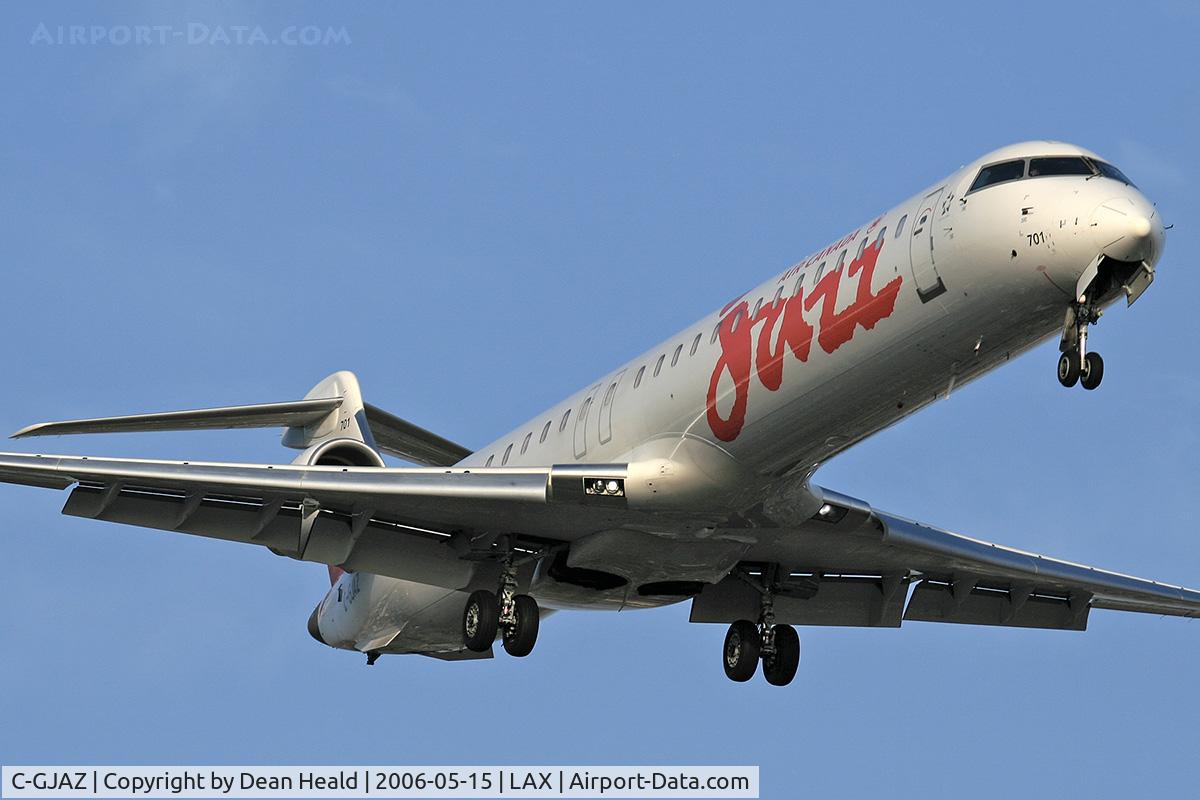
[539,420,552,443]
[710,322,721,344]
[752,297,763,318]
[875,226,887,245]
[671,343,683,366]
[855,238,867,260]
[895,215,907,237]
[690,333,701,356]
[560,409,571,431]
[834,250,846,272]
[634,365,646,388]
[773,286,784,306]
[792,273,805,295]
[1028,156,1092,177]
[814,261,826,282]
[502,443,513,465]
[654,354,665,376]
[968,159,1025,193]
[520,431,532,454]
[485,454,494,467]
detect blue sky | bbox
[2,1,1199,796]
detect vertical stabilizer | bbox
[281,371,377,451]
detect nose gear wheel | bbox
[1057,295,1104,390]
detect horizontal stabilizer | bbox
[11,398,343,439]
[10,371,474,467]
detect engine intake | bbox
[295,438,385,468]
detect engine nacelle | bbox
[292,437,385,468]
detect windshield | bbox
[968,155,1139,194]
[1090,160,1137,188]
[968,159,1025,193]
[1028,156,1093,177]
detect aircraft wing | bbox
[2,450,1197,631]
[693,489,1200,631]
[0,452,634,590]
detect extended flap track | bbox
[65,481,458,562]
[692,568,1093,631]
[904,577,1091,630]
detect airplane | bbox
[0,140,1191,687]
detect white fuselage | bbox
[315,140,1165,655]
[466,141,1160,477]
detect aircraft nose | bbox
[1090,193,1165,265]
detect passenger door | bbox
[909,187,948,302]
[573,383,602,459]
[597,370,625,446]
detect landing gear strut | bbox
[721,567,800,686]
[462,546,541,657]
[1058,296,1104,391]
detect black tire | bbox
[762,624,800,687]
[722,620,761,682]
[1057,351,1080,388]
[502,594,540,657]
[463,589,499,652]
[1080,351,1104,390]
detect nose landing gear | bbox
[721,568,801,686]
[1057,297,1104,390]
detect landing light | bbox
[585,477,625,497]
[813,503,849,524]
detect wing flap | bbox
[715,493,1200,630]
[0,451,636,591]
[61,483,481,588]
[691,573,909,628]
[878,512,1200,620]
[902,580,1090,630]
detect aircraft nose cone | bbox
[1090,195,1164,264]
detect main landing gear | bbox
[1057,296,1104,391]
[462,549,540,657]
[722,569,800,687]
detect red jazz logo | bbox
[705,232,903,442]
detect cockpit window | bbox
[1028,156,1093,177]
[967,159,1025,193]
[1092,160,1136,188]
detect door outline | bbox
[909,187,948,302]
[573,383,602,459]
[597,370,625,446]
